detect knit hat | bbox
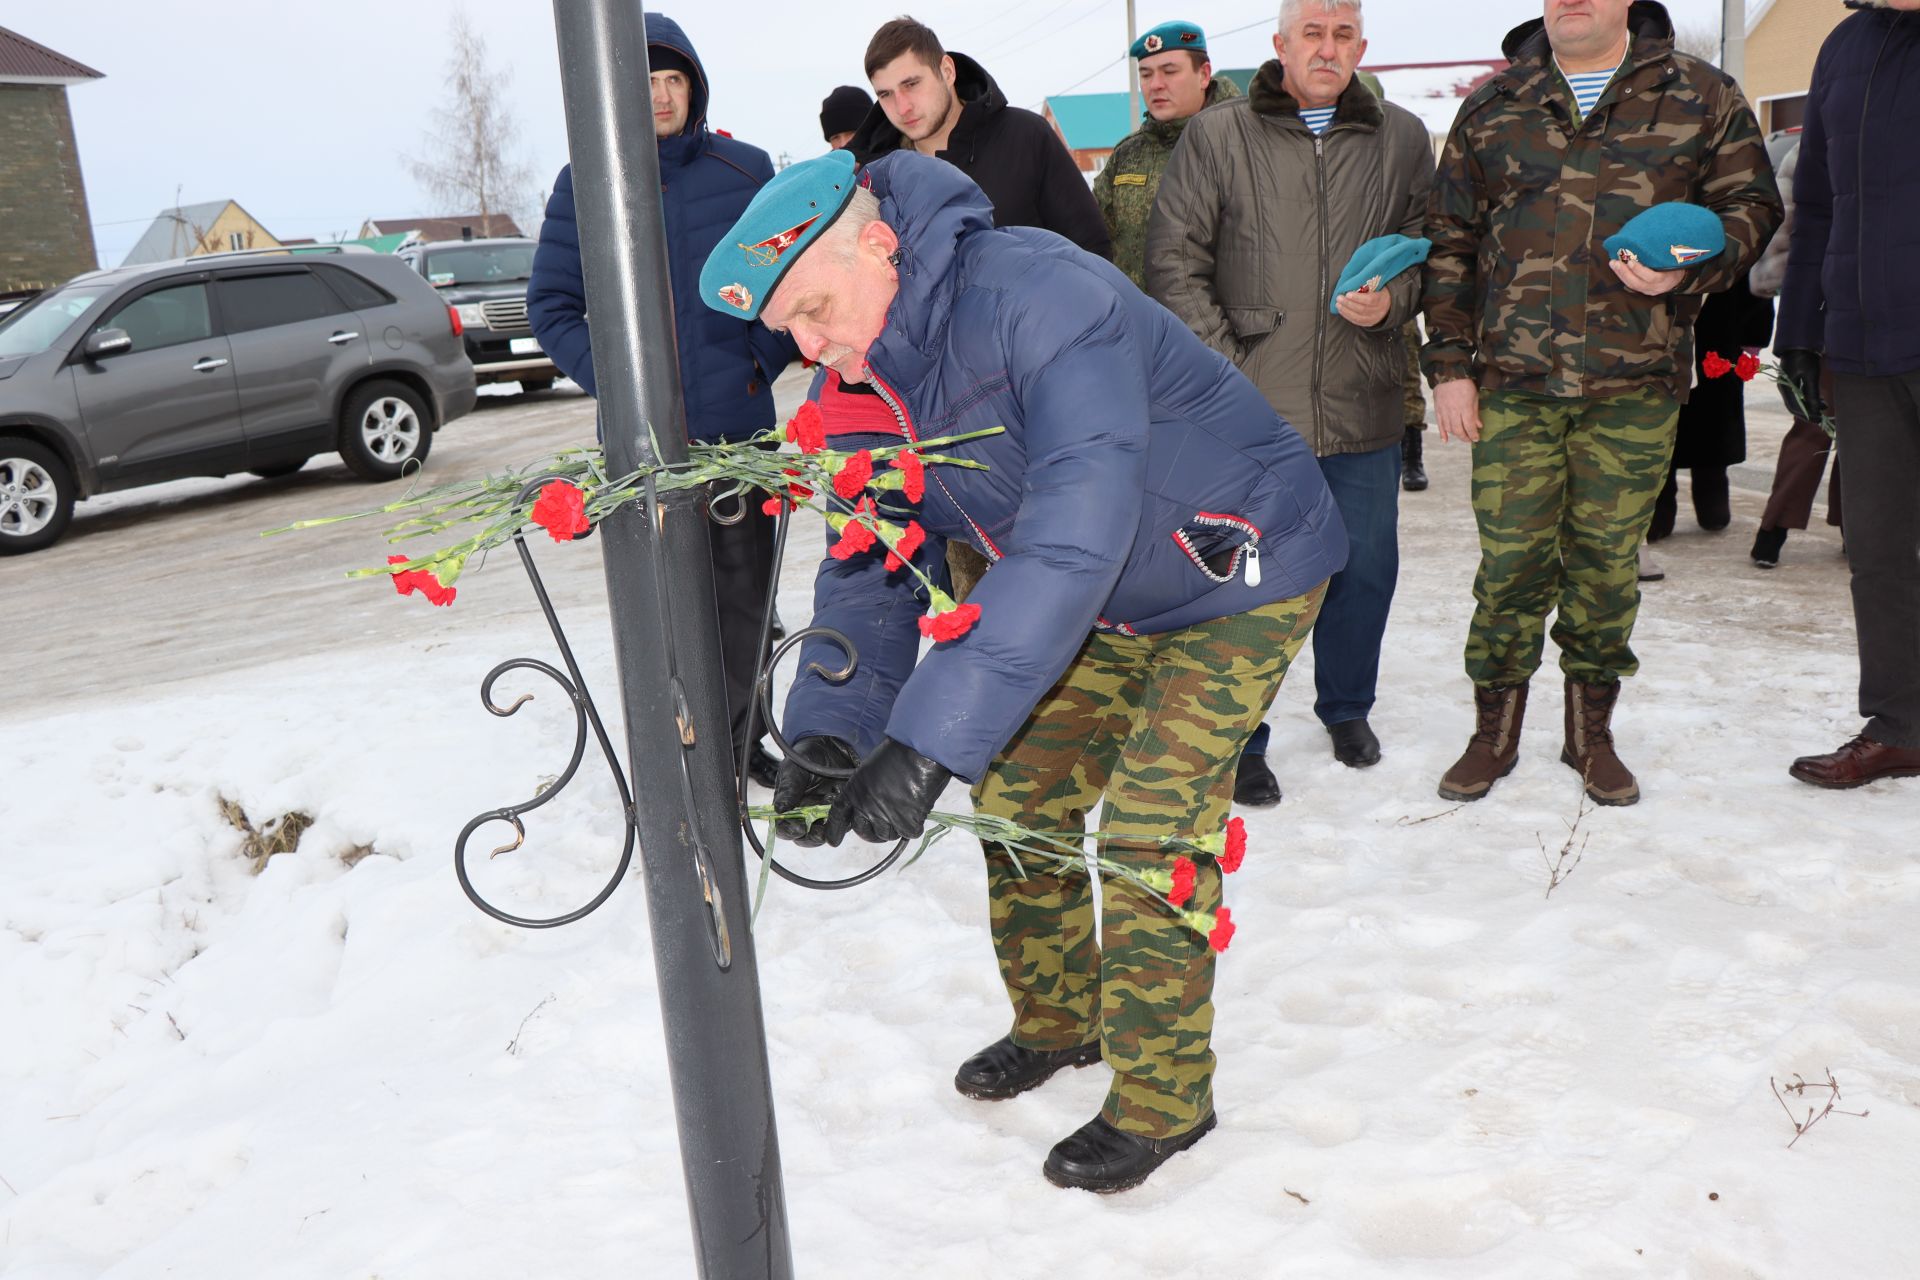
[648,44,697,83]
[701,149,860,320]
[820,85,872,142]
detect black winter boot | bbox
[1044,1112,1218,1193]
[1401,425,1428,492]
[954,1036,1103,1101]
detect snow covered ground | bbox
[4,389,1917,1278]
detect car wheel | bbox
[518,378,555,395]
[250,458,309,480]
[0,437,76,556]
[338,381,433,481]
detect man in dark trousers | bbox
[527,12,795,788]
[1777,0,1920,790]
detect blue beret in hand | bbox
[1328,234,1432,315]
[1602,202,1726,271]
[700,149,859,321]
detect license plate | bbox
[510,337,543,355]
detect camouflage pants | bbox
[1402,319,1428,429]
[946,542,991,604]
[971,586,1326,1138]
[1465,387,1678,687]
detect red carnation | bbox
[1208,907,1236,953]
[781,468,815,503]
[1220,817,1247,873]
[761,496,786,516]
[1734,351,1761,382]
[893,450,926,502]
[833,449,875,500]
[917,601,981,641]
[529,479,591,542]
[786,401,826,453]
[1169,856,1197,907]
[387,555,456,607]
[884,520,927,572]
[1701,351,1734,380]
[829,498,880,561]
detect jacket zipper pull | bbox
[1244,543,1262,587]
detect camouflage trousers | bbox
[1402,319,1428,429]
[1465,387,1678,687]
[971,586,1325,1137]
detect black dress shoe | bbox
[1043,1112,1217,1193]
[1751,526,1787,568]
[1233,752,1282,807]
[954,1035,1102,1101]
[1328,718,1381,767]
[744,744,781,789]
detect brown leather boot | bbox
[1561,679,1639,805]
[1438,683,1528,801]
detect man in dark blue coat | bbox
[1777,0,1920,789]
[700,150,1346,1192]
[527,13,795,785]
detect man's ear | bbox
[940,54,957,88]
[859,219,900,264]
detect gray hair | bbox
[1278,0,1363,33]
[812,186,882,265]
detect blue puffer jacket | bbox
[526,13,795,437]
[1775,2,1920,376]
[784,152,1348,783]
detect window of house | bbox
[229,231,247,251]
[104,283,215,352]
[215,270,342,332]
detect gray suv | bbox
[0,247,477,554]
[400,237,560,392]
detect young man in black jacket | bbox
[850,15,1115,605]
[852,16,1113,261]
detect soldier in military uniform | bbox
[1423,0,1781,806]
[701,149,1344,1191]
[1092,21,1241,293]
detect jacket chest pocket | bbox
[1223,307,1285,366]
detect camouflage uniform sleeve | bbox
[1419,112,1486,385]
[1143,118,1238,359]
[1678,74,1784,296]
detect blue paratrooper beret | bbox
[1602,202,1726,271]
[1129,20,1206,60]
[1329,234,1432,314]
[700,149,860,321]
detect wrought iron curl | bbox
[737,507,909,890]
[453,475,639,931]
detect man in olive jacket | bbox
[1421,0,1780,808]
[1148,0,1432,793]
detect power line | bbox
[1038,11,1276,105]
[976,0,1087,59]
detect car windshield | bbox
[423,244,536,288]
[0,284,114,358]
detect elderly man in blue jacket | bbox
[528,13,795,787]
[701,150,1346,1192]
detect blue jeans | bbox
[1242,442,1401,757]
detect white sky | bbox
[9,0,1726,268]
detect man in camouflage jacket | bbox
[1422,0,1780,808]
[1092,21,1241,291]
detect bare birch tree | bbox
[406,10,535,236]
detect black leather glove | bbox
[771,736,858,848]
[823,737,952,847]
[1776,348,1826,421]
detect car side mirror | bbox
[84,328,133,360]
